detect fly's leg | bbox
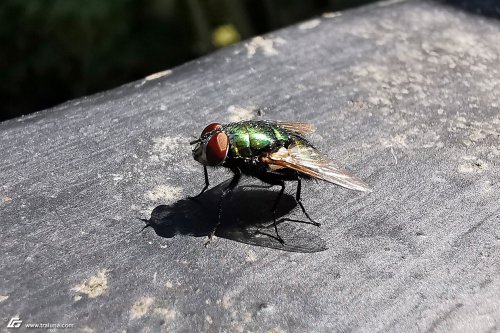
[257,172,320,231]
[205,168,241,246]
[190,166,209,199]
[255,173,287,245]
[271,181,286,244]
[295,178,320,227]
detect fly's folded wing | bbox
[264,143,371,192]
[274,121,316,135]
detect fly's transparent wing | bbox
[274,121,316,135]
[266,144,371,192]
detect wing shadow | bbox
[141,179,327,253]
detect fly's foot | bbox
[303,212,319,226]
[272,220,285,245]
[204,236,213,247]
[304,214,321,227]
[255,230,285,245]
[276,217,320,227]
[188,192,203,201]
[204,229,217,247]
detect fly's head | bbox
[190,123,229,167]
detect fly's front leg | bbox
[190,166,209,199]
[205,168,241,246]
[296,177,320,227]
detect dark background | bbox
[0,0,376,122]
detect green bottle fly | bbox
[190,119,370,245]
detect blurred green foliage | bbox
[0,0,375,121]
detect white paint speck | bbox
[110,174,124,182]
[130,297,155,319]
[71,269,108,298]
[152,136,183,152]
[145,70,172,81]
[469,130,486,142]
[154,307,176,321]
[380,134,408,148]
[228,105,257,122]
[245,250,257,262]
[245,36,285,58]
[222,295,233,309]
[459,157,487,173]
[299,19,321,30]
[378,0,408,7]
[145,185,182,204]
[322,12,342,18]
[150,136,187,161]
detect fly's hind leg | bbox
[295,177,320,227]
[261,172,320,228]
[255,173,288,245]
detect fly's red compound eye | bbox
[205,132,229,166]
[201,123,222,136]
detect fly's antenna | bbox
[190,128,222,145]
[190,138,201,145]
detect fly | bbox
[190,120,371,245]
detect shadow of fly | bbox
[189,119,371,245]
[141,179,328,253]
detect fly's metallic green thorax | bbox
[223,121,291,158]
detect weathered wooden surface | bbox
[1,0,499,332]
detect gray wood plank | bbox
[1,0,499,332]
